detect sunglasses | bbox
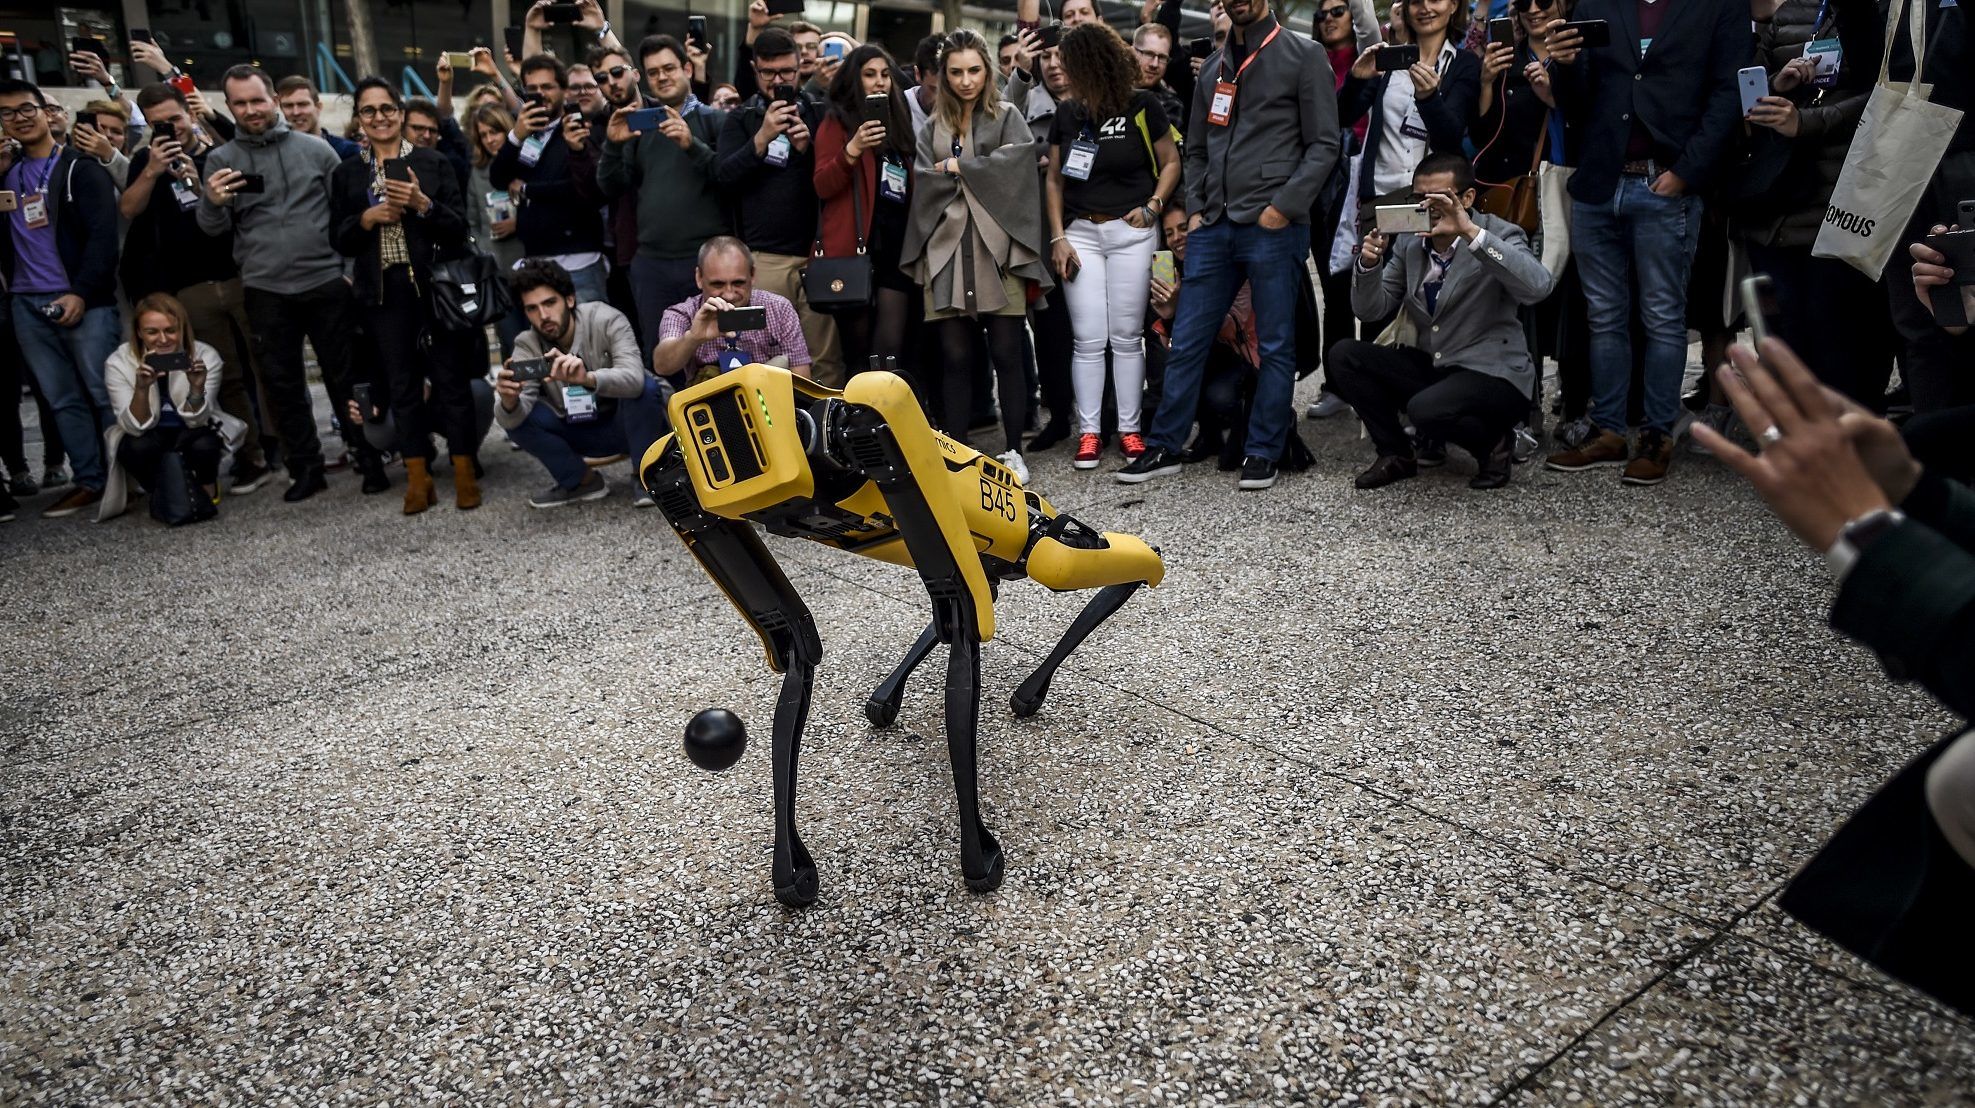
[1512,0,1556,10]
[601,65,632,80]
[1321,5,1349,16]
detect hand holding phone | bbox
[1373,203,1433,235]
[716,305,769,334]
[1737,66,1769,118]
[509,357,553,382]
[1374,44,1421,73]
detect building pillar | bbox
[347,0,380,78]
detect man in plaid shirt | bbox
[652,236,812,387]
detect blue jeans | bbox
[1147,218,1306,460]
[567,260,610,306]
[1571,178,1703,435]
[507,376,670,490]
[11,296,118,490]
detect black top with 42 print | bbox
[1049,91,1169,221]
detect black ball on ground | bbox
[684,708,747,771]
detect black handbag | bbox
[803,171,874,312]
[147,449,217,527]
[429,248,514,332]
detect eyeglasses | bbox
[355,103,403,120]
[567,82,600,94]
[406,122,439,137]
[602,65,632,80]
[1512,0,1554,10]
[755,64,800,81]
[1321,5,1349,16]
[1134,47,1171,63]
[0,103,43,121]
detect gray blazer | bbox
[1182,14,1340,227]
[1350,213,1557,395]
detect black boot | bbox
[357,450,391,495]
[282,466,328,502]
[1469,434,1513,490]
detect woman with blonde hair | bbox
[466,101,528,353]
[98,292,246,523]
[900,29,1051,484]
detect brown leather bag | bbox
[1475,114,1548,234]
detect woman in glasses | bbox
[329,77,478,514]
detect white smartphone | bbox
[1738,66,1768,117]
[1373,203,1433,235]
[0,190,16,213]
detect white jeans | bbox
[1063,217,1157,434]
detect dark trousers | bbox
[118,424,225,490]
[1325,339,1528,460]
[1902,405,1975,485]
[935,316,1028,449]
[1888,221,1975,414]
[1747,242,1897,409]
[176,278,272,469]
[1031,291,1074,431]
[0,304,63,473]
[245,279,366,474]
[368,267,478,460]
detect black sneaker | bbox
[1114,445,1183,484]
[283,466,328,502]
[1415,437,1448,467]
[1236,455,1277,490]
[229,460,274,495]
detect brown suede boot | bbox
[451,455,481,510]
[403,457,436,514]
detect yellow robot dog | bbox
[639,363,1164,907]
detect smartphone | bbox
[1151,249,1176,286]
[383,157,412,184]
[861,93,892,127]
[562,99,585,117]
[771,84,799,106]
[1928,229,1975,327]
[687,15,708,46]
[1374,44,1421,73]
[153,119,176,143]
[0,191,15,213]
[443,50,475,69]
[71,37,111,62]
[1562,20,1610,48]
[234,173,266,194]
[352,382,375,417]
[503,25,525,59]
[1737,66,1768,117]
[1186,37,1214,60]
[144,351,192,375]
[716,306,768,333]
[1932,227,1975,284]
[1739,273,1781,345]
[1036,22,1065,50]
[1489,17,1515,48]
[1956,199,1975,228]
[822,39,847,61]
[542,3,583,23]
[131,29,155,45]
[1373,202,1433,235]
[765,0,806,14]
[509,357,552,382]
[625,106,665,132]
[169,72,196,96]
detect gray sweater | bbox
[196,119,346,295]
[497,301,656,430]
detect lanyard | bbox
[1810,0,1835,35]
[10,146,60,196]
[1219,25,1282,86]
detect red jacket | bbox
[812,112,911,258]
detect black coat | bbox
[1340,45,1482,200]
[1552,0,1753,202]
[1780,469,1975,1019]
[328,145,471,305]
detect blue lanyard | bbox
[9,146,60,196]
[1810,0,1834,36]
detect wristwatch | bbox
[1823,507,1905,583]
[598,20,613,41]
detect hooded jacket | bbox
[0,145,120,309]
[196,117,347,295]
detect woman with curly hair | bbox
[1044,23,1180,470]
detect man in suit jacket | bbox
[1539,0,1750,486]
[1326,153,1556,491]
[1115,0,1340,492]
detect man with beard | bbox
[200,66,383,501]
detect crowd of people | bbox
[0,0,1969,524]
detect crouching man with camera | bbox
[651,236,812,390]
[1324,153,1554,491]
[496,259,672,509]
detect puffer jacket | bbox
[1743,0,1884,248]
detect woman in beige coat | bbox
[900,29,1051,484]
[98,293,247,523]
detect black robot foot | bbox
[774,864,819,907]
[963,835,1005,894]
[865,696,900,728]
[1009,683,1049,719]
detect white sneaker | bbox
[1305,392,1351,419]
[996,450,1030,485]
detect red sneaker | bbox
[1120,432,1147,460]
[1072,433,1102,470]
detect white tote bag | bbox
[1535,162,1575,278]
[1811,0,1964,277]
[1328,152,1365,276]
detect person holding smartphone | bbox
[652,237,812,384]
[97,293,247,522]
[330,78,478,515]
[814,44,918,381]
[1340,0,1481,229]
[496,260,670,508]
[1045,24,1181,471]
[0,79,122,519]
